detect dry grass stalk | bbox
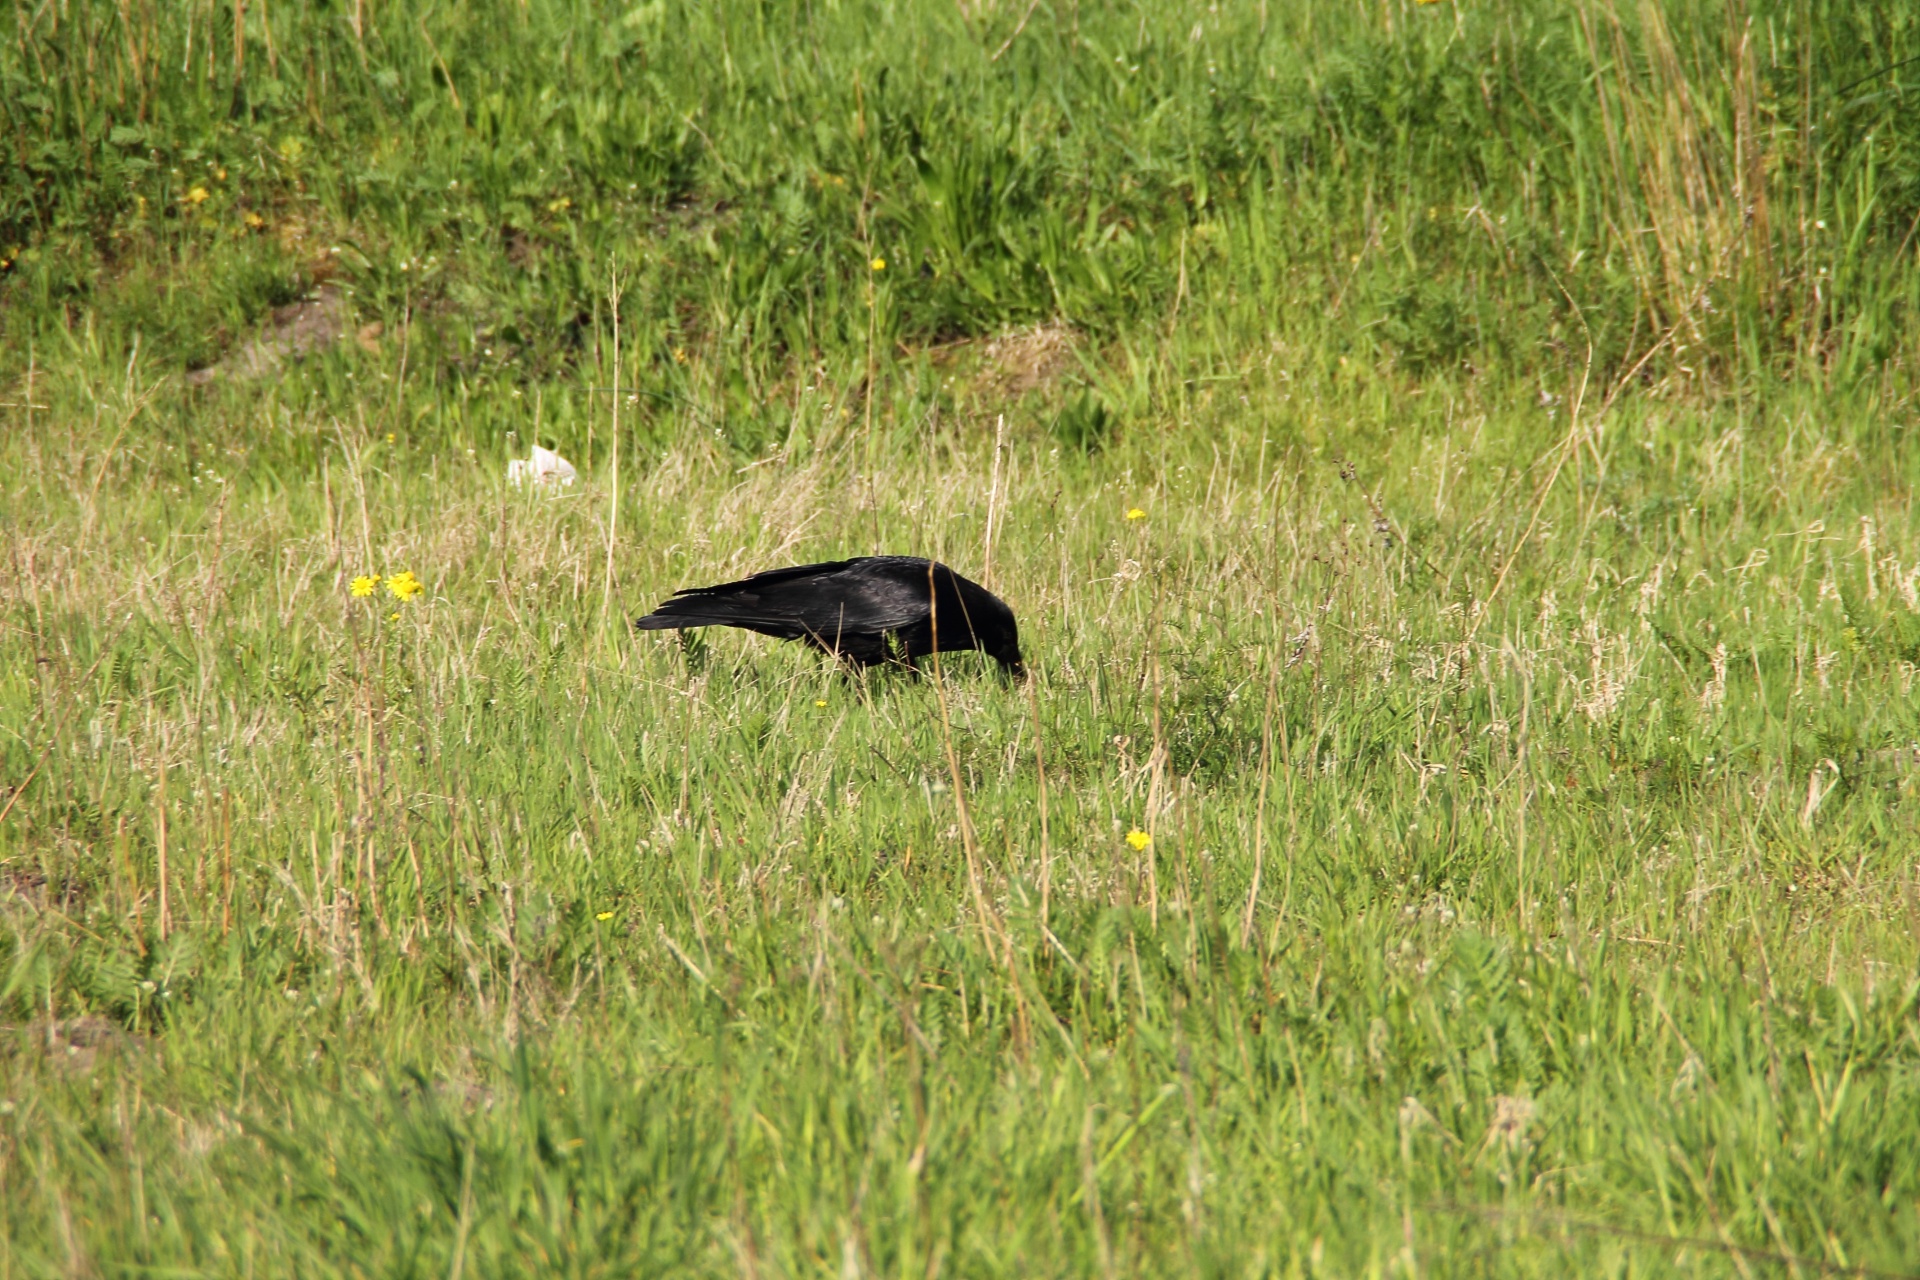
[1241,645,1278,948]
[1027,672,1052,930]
[926,564,1028,1048]
[603,261,624,631]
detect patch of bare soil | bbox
[978,320,1081,396]
[186,285,383,385]
[5,1016,149,1077]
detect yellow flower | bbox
[548,196,573,213]
[214,167,228,181]
[186,186,210,205]
[388,612,400,623]
[673,347,689,364]
[1126,508,1146,521]
[243,210,265,229]
[386,432,396,444]
[595,910,614,921]
[1126,830,1152,851]
[870,257,886,271]
[815,699,828,708]
[350,575,380,597]
[386,570,425,602]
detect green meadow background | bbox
[4,0,1920,1274]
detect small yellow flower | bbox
[595,910,614,921]
[388,612,401,623]
[214,167,228,181]
[350,575,380,597]
[673,347,689,364]
[1126,830,1152,851]
[386,570,425,602]
[243,210,265,229]
[870,257,886,271]
[386,432,396,444]
[815,699,828,708]
[186,186,210,205]
[1126,508,1146,521]
[548,196,573,213]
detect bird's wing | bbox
[867,559,1002,642]
[687,560,865,593]
[636,559,931,640]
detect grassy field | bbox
[5,0,1920,1275]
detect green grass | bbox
[7,0,1920,393]
[5,0,1920,1276]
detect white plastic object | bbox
[507,445,577,489]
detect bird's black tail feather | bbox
[634,593,785,631]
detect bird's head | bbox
[984,610,1025,679]
[942,564,1026,680]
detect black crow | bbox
[635,556,1024,677]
